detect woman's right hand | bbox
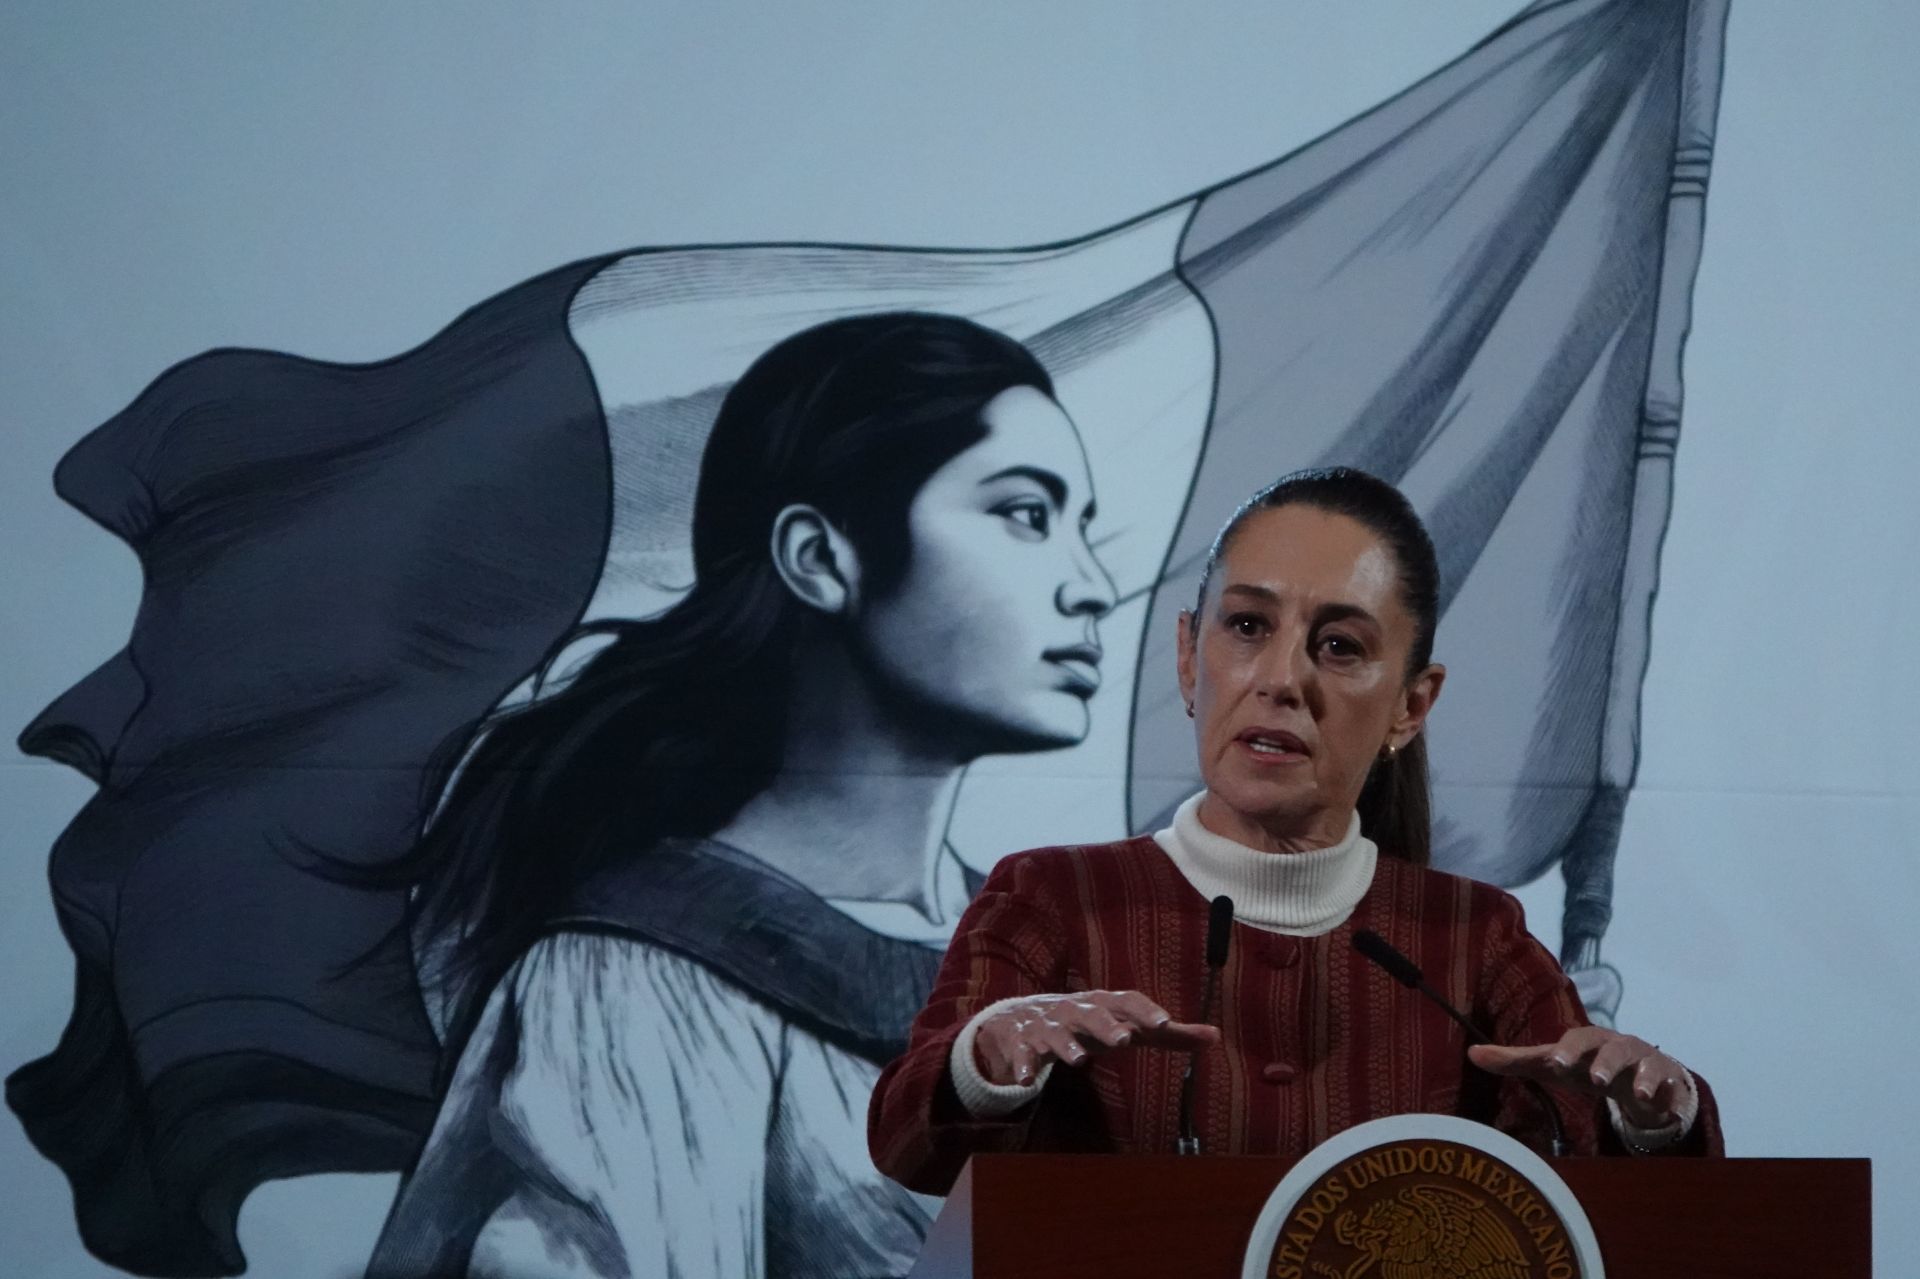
[972,990,1220,1086]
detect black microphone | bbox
[1350,929,1568,1157]
[1205,894,1233,970]
[1177,895,1234,1155]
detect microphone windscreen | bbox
[1352,929,1424,988]
[1206,895,1234,968]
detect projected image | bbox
[8,2,1726,1274]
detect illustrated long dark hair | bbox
[1194,467,1442,865]
[390,311,1054,1038]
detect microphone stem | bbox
[1197,967,1219,1028]
[1176,967,1221,1156]
[1410,977,1568,1158]
[1416,977,1488,1046]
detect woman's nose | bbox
[1257,637,1311,704]
[1056,539,1118,619]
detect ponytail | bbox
[392,564,801,1043]
[1355,734,1432,866]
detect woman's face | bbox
[1176,504,1443,851]
[851,385,1117,757]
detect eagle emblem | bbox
[1320,1184,1533,1279]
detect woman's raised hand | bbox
[1467,1026,1694,1130]
[972,990,1220,1087]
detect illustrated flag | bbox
[10,1,1726,1273]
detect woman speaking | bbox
[869,468,1723,1192]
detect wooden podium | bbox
[909,1154,1870,1278]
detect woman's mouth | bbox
[1044,643,1103,696]
[1236,727,1309,762]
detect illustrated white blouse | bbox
[373,934,942,1278]
[368,841,974,1279]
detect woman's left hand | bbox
[1467,1026,1692,1130]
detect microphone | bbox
[1350,929,1568,1157]
[1206,894,1233,970]
[1177,895,1234,1155]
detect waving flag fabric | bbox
[10,1,1725,1273]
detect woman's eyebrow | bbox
[1221,583,1281,606]
[979,464,1067,509]
[1314,601,1382,631]
[1219,585,1381,631]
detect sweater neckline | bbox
[1151,791,1377,936]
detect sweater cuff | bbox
[949,997,1055,1119]
[1607,1064,1699,1153]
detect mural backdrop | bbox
[4,0,1916,1275]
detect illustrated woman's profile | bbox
[366,311,1117,1278]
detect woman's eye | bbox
[1226,613,1267,638]
[1318,634,1364,660]
[996,501,1050,536]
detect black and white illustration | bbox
[24,0,1873,1274]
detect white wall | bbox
[2,2,1913,1272]
[1516,1,1920,1265]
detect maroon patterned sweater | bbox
[869,835,1723,1194]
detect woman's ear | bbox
[1388,662,1447,749]
[1175,609,1199,710]
[771,504,861,616]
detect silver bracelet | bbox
[1614,1053,1696,1154]
[1618,1118,1683,1155]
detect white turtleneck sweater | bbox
[1151,794,1376,935]
[946,793,1695,1150]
